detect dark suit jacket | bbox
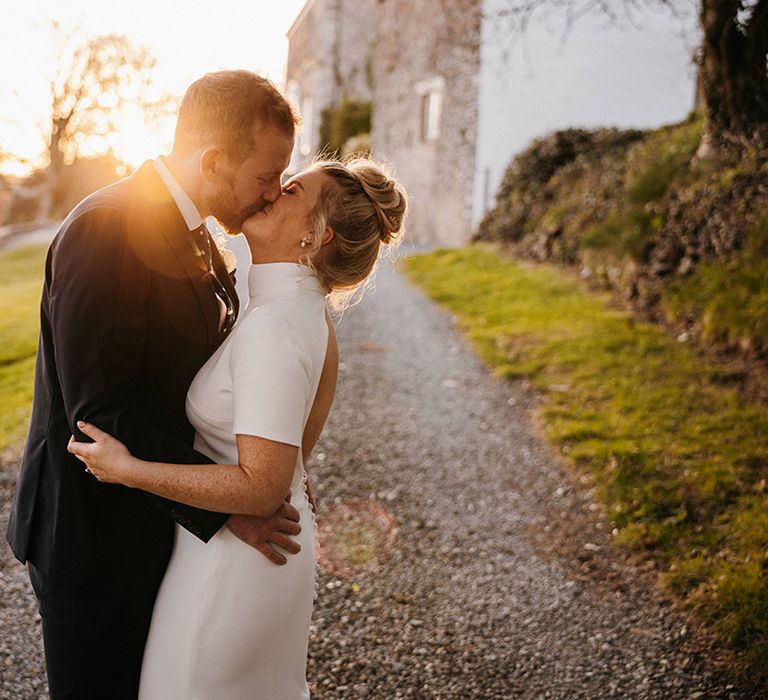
[6,161,239,589]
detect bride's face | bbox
[242,168,328,264]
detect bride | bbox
[68,156,407,699]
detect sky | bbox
[0,0,308,175]
[472,1,700,223]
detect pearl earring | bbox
[300,237,311,249]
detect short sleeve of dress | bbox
[229,315,310,447]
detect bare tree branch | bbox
[46,30,165,173]
[487,0,767,149]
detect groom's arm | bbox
[51,205,228,541]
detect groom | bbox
[7,71,303,698]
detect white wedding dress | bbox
[138,263,329,700]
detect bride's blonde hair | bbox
[301,156,408,309]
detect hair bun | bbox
[348,159,408,244]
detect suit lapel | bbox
[130,162,222,349]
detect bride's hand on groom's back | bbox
[227,496,302,565]
[67,421,135,484]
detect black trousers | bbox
[28,563,162,700]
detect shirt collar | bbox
[247,263,327,304]
[152,156,204,231]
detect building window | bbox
[420,91,442,141]
[415,76,445,143]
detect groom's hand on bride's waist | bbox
[226,495,302,565]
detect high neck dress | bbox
[138,263,328,700]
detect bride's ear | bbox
[320,226,334,246]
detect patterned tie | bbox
[194,222,237,343]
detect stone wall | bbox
[371,0,482,246]
[286,0,336,168]
[334,0,376,101]
[286,0,376,171]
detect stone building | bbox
[285,0,377,172]
[372,0,482,246]
[286,0,697,246]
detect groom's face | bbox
[210,122,294,233]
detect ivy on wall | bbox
[319,99,372,155]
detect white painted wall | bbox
[472,0,699,227]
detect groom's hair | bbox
[172,70,299,163]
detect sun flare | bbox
[0,1,307,177]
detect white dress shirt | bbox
[152,157,203,230]
[153,157,228,328]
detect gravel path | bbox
[1,260,741,698]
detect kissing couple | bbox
[7,69,407,698]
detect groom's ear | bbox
[199,147,224,182]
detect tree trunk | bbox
[697,0,768,154]
[45,116,69,218]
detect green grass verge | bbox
[0,244,47,454]
[662,211,768,355]
[403,245,768,676]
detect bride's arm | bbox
[69,314,339,518]
[69,422,298,519]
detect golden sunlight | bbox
[0,0,307,176]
